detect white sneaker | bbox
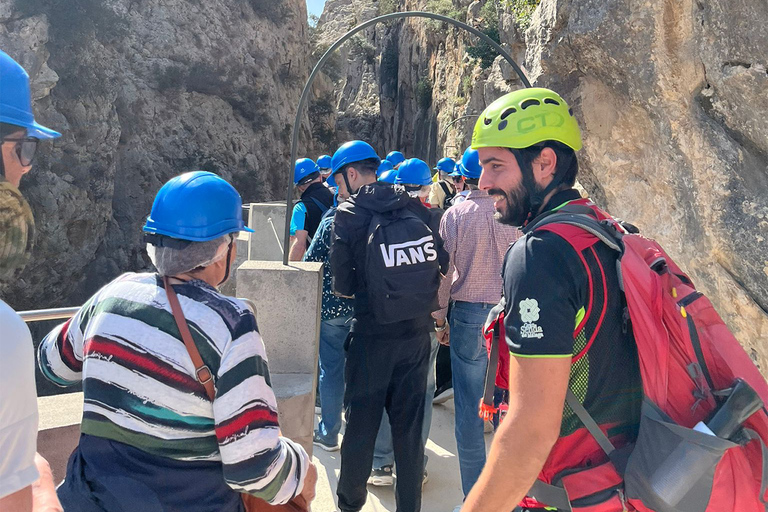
[433,387,454,404]
[367,465,394,486]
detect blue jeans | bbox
[315,315,352,444]
[372,332,439,469]
[450,301,491,497]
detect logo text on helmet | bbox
[517,113,565,134]
[380,235,438,268]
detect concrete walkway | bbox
[311,400,494,512]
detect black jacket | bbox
[330,182,449,336]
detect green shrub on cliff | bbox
[415,76,433,110]
[504,0,541,30]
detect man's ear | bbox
[533,147,558,186]
[346,166,358,183]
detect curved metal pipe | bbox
[440,113,481,141]
[283,11,531,264]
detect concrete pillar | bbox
[219,232,250,296]
[236,261,323,455]
[246,202,288,262]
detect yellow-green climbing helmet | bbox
[471,88,583,151]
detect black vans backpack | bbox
[365,207,441,324]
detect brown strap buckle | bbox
[196,365,213,385]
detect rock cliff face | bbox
[314,0,768,368]
[0,0,310,310]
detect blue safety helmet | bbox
[450,164,464,177]
[395,158,432,186]
[326,172,338,189]
[460,147,482,179]
[294,158,320,185]
[0,50,60,139]
[331,140,380,173]
[378,169,398,184]
[317,154,332,170]
[377,160,394,176]
[434,157,456,174]
[386,151,405,167]
[143,171,254,242]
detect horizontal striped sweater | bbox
[39,272,309,505]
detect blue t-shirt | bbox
[289,202,308,236]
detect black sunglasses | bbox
[451,176,464,182]
[3,137,39,166]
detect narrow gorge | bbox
[311,0,768,367]
[2,0,767,367]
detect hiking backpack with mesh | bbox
[482,202,768,512]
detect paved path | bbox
[311,400,494,512]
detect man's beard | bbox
[489,181,532,227]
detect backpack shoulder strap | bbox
[529,212,624,254]
[309,196,330,212]
[439,181,453,199]
[164,277,216,401]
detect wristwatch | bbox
[434,321,447,332]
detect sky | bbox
[306,0,326,19]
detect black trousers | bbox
[435,343,452,392]
[337,330,431,512]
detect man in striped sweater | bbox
[39,172,316,511]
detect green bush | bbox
[465,26,501,69]
[378,0,399,16]
[479,0,499,30]
[425,0,466,31]
[348,36,377,64]
[415,76,433,110]
[503,0,541,30]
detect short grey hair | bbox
[147,234,233,277]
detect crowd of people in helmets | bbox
[0,42,679,512]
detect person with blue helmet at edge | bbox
[385,150,405,169]
[289,158,334,261]
[428,156,457,209]
[451,147,482,207]
[0,48,63,512]
[329,141,449,512]
[377,159,394,177]
[317,154,333,184]
[378,167,398,184]
[366,158,442,491]
[303,171,354,454]
[40,171,317,511]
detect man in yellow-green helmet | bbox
[461,88,642,512]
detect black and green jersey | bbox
[501,189,642,438]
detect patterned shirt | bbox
[435,190,521,320]
[304,206,354,320]
[38,273,309,505]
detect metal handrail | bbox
[19,299,258,324]
[19,307,80,323]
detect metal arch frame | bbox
[440,113,481,141]
[283,11,531,265]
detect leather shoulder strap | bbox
[163,276,216,401]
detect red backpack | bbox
[482,202,768,512]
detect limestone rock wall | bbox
[0,0,310,310]
[315,0,768,369]
[525,0,768,369]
